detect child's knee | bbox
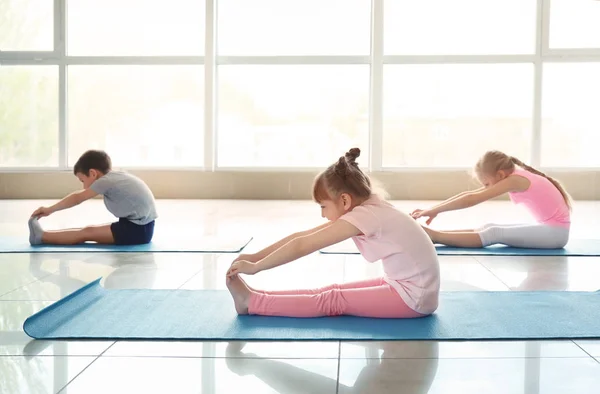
[548,232,569,249]
[79,226,103,242]
[81,226,94,236]
[478,224,569,249]
[74,227,91,242]
[477,225,501,247]
[315,283,341,293]
[315,288,345,316]
[477,222,499,232]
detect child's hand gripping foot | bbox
[31,206,53,219]
[28,217,44,245]
[226,274,252,315]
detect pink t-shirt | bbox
[339,195,440,315]
[509,169,570,228]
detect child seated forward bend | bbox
[225,148,440,318]
[28,150,158,246]
[411,150,572,249]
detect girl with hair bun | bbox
[226,148,440,319]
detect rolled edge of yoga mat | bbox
[23,278,105,339]
[234,236,253,253]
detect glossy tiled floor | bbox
[1,199,599,394]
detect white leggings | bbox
[477,223,570,249]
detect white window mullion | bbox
[56,0,67,169]
[217,56,369,65]
[531,0,549,168]
[369,0,384,172]
[204,0,216,170]
[383,54,536,64]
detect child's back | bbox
[509,168,570,227]
[341,195,440,315]
[90,170,157,225]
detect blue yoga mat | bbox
[320,239,600,256]
[0,235,253,253]
[23,278,600,340]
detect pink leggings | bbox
[248,277,424,318]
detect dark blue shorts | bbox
[110,218,155,245]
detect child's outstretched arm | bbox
[412,187,484,214]
[234,221,335,263]
[226,220,361,276]
[31,189,98,218]
[413,177,524,220]
[430,187,485,211]
[411,187,486,224]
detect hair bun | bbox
[345,148,361,164]
[334,156,348,179]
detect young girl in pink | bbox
[412,150,572,249]
[225,148,440,318]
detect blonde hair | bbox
[313,148,373,203]
[474,150,572,211]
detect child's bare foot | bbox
[236,275,261,294]
[226,275,251,315]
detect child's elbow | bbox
[293,236,315,257]
[464,193,482,208]
[73,192,89,206]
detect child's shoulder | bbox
[100,170,124,181]
[359,195,408,219]
[100,170,143,186]
[106,170,138,179]
[348,195,397,217]
[360,194,395,209]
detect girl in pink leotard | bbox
[412,150,572,249]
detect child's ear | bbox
[341,193,352,210]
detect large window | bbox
[541,63,600,167]
[68,66,204,167]
[67,0,205,56]
[218,66,369,167]
[0,0,53,51]
[0,66,58,167]
[216,0,371,168]
[384,0,537,55]
[382,64,533,167]
[1,0,600,170]
[549,0,600,49]
[217,0,370,56]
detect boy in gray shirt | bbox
[28,150,158,246]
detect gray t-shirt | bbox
[90,171,158,225]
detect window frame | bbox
[1,0,600,172]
